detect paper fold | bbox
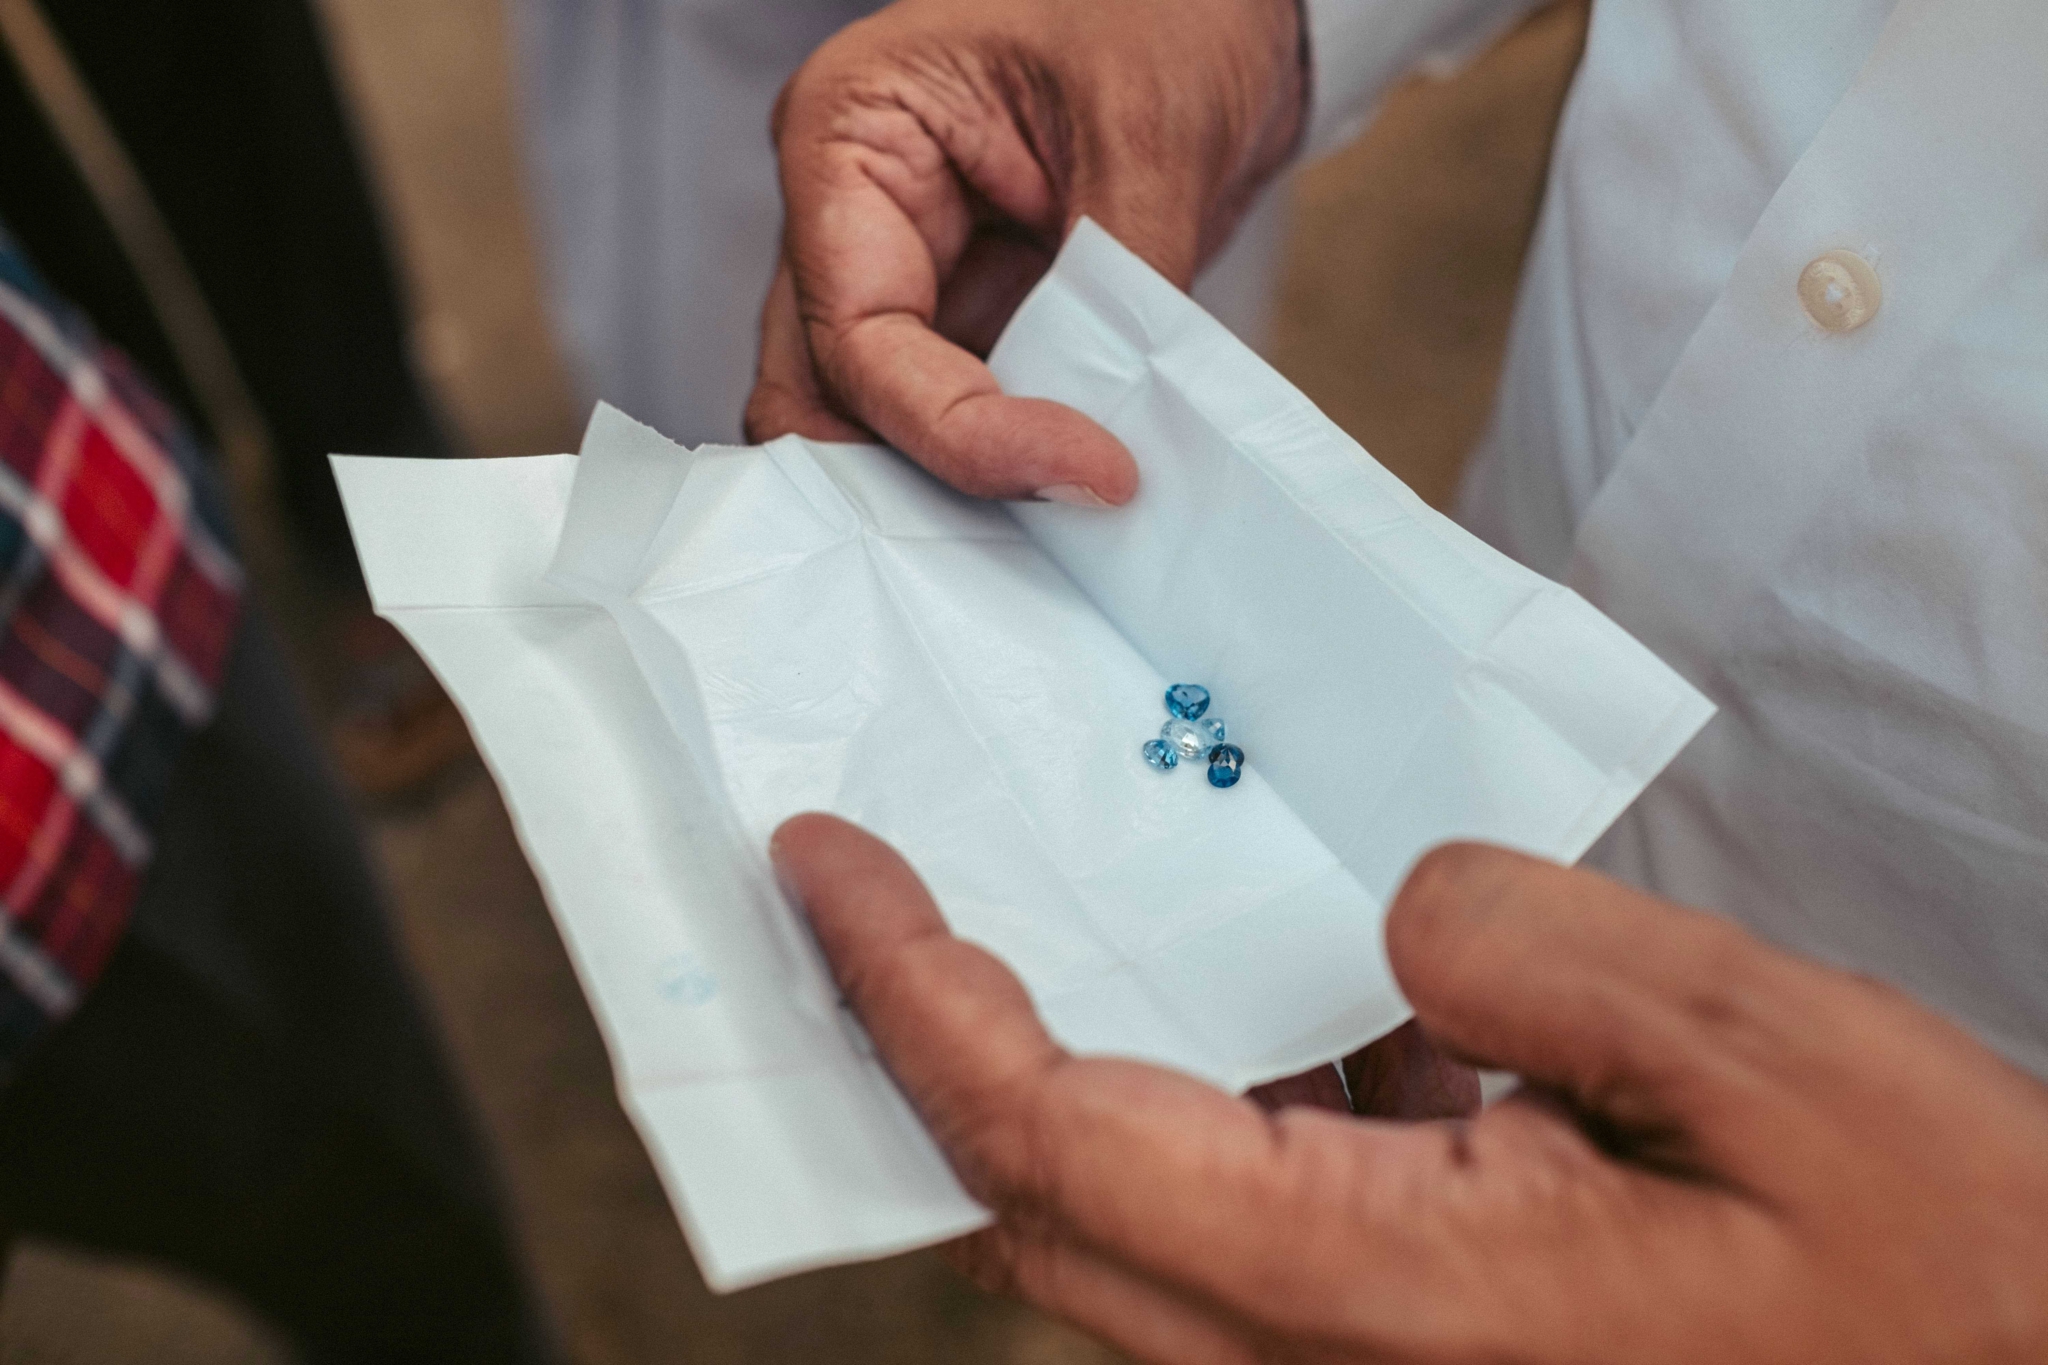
[546,413,1410,1092]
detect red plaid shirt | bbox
[0,228,242,1073]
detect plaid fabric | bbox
[0,225,242,1075]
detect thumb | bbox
[768,37,1139,506]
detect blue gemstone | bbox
[1161,719,1210,760]
[1198,717,1226,746]
[1164,683,1211,721]
[1141,738,1179,771]
[1206,744,1244,788]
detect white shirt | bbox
[1311,0,2048,1076]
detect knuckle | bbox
[851,939,1064,1207]
[1011,1083,1073,1212]
[830,929,926,1026]
[942,1052,1069,1214]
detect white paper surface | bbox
[333,219,1713,1292]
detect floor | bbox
[0,3,1587,1361]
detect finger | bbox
[769,811,1072,1181]
[822,315,1138,503]
[775,81,1138,503]
[769,814,1495,1329]
[744,264,872,445]
[1385,844,1846,1177]
[770,816,1345,1281]
[1342,1019,1482,1120]
[948,1227,1261,1365]
[1246,1063,1349,1114]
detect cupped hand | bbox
[745,0,1306,505]
[770,813,2048,1364]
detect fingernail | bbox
[1036,483,1111,508]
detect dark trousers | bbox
[0,0,448,589]
[0,610,554,1364]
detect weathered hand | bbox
[770,813,2048,1364]
[745,0,1305,505]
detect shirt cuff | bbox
[1302,0,1552,158]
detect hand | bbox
[744,0,1306,505]
[770,813,2048,1364]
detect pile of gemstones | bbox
[1141,683,1245,789]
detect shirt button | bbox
[1798,250,1882,333]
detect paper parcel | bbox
[334,220,1712,1290]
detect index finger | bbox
[770,813,1237,1195]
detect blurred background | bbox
[0,1,1586,1360]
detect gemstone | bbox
[1161,719,1210,760]
[1164,683,1211,721]
[1206,744,1244,788]
[1198,716,1226,746]
[1141,738,1179,771]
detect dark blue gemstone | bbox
[1164,683,1211,721]
[1206,744,1244,788]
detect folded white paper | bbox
[333,220,1712,1292]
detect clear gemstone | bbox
[1161,719,1210,760]
[1141,738,1179,771]
[1206,744,1244,788]
[1164,683,1211,721]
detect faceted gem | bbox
[1206,744,1244,788]
[1141,738,1179,771]
[1161,719,1210,760]
[1198,717,1226,746]
[1164,683,1211,721]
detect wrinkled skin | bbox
[744,0,1304,504]
[772,813,2048,1364]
